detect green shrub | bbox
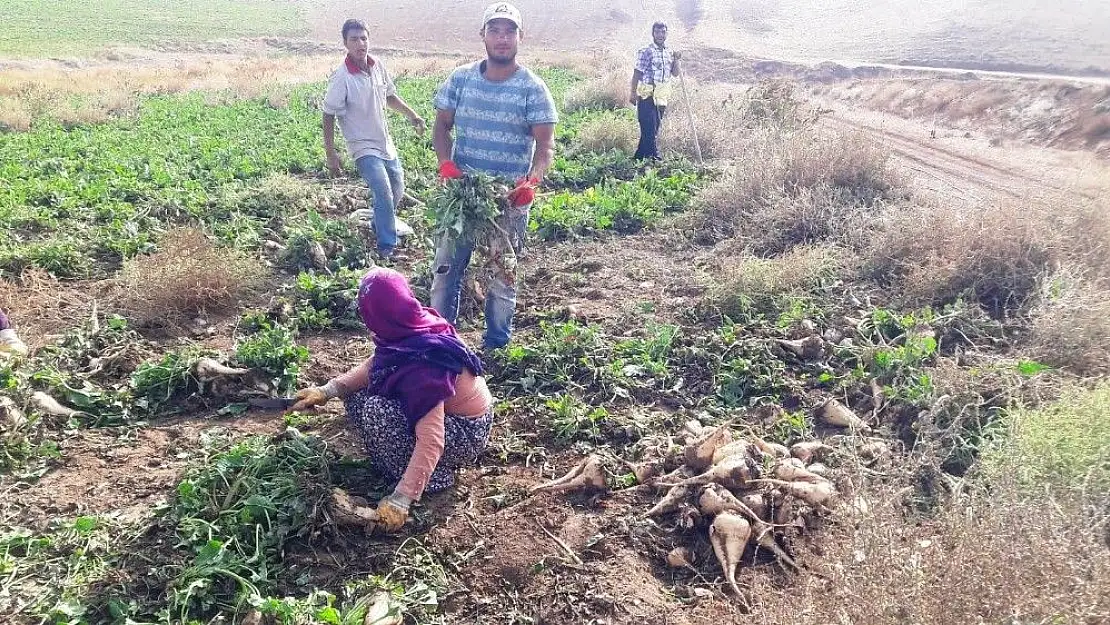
[983,382,1110,491]
[131,346,210,412]
[531,170,700,240]
[234,324,308,394]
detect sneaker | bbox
[347,209,373,224]
[348,210,414,238]
[394,217,414,237]
[376,248,413,264]
[0,329,28,357]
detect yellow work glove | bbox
[288,387,328,413]
[375,493,411,533]
[0,329,27,358]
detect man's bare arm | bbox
[528,123,556,181]
[432,108,456,164]
[322,113,342,176]
[387,95,426,136]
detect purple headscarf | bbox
[0,311,11,332]
[357,268,483,431]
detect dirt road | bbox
[819,105,1105,205]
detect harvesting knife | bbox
[247,397,297,411]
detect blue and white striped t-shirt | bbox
[434,62,558,180]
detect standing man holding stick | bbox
[630,21,681,161]
[430,2,558,350]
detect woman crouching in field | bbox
[288,267,494,532]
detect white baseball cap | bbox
[483,2,523,29]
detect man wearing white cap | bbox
[431,2,558,350]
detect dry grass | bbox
[690,129,905,250]
[817,78,1110,156]
[1049,192,1110,282]
[742,475,1110,624]
[709,245,851,318]
[864,201,1058,316]
[0,269,105,349]
[115,228,264,328]
[661,80,819,161]
[0,54,331,129]
[1029,269,1110,376]
[563,71,628,113]
[660,80,749,160]
[0,52,463,130]
[573,114,638,154]
[864,187,1110,320]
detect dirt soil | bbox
[819,107,1108,205]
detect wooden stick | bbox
[535,520,584,566]
[678,71,703,165]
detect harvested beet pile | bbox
[528,417,887,604]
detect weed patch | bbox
[710,245,850,320]
[690,130,904,249]
[562,72,627,113]
[571,112,639,154]
[983,381,1110,491]
[116,228,264,329]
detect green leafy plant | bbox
[289,269,364,332]
[715,329,792,407]
[168,430,331,622]
[773,410,814,443]
[234,325,308,394]
[130,346,211,412]
[546,393,610,443]
[283,211,369,272]
[531,170,700,240]
[426,172,511,246]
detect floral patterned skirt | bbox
[344,389,494,493]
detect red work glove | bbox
[507,176,540,208]
[438,160,464,183]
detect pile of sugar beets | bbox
[528,402,891,601]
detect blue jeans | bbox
[430,206,529,349]
[356,155,405,255]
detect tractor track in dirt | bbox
[822,114,1098,204]
[826,116,1039,202]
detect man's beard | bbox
[486,45,517,66]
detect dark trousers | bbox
[634,97,666,160]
